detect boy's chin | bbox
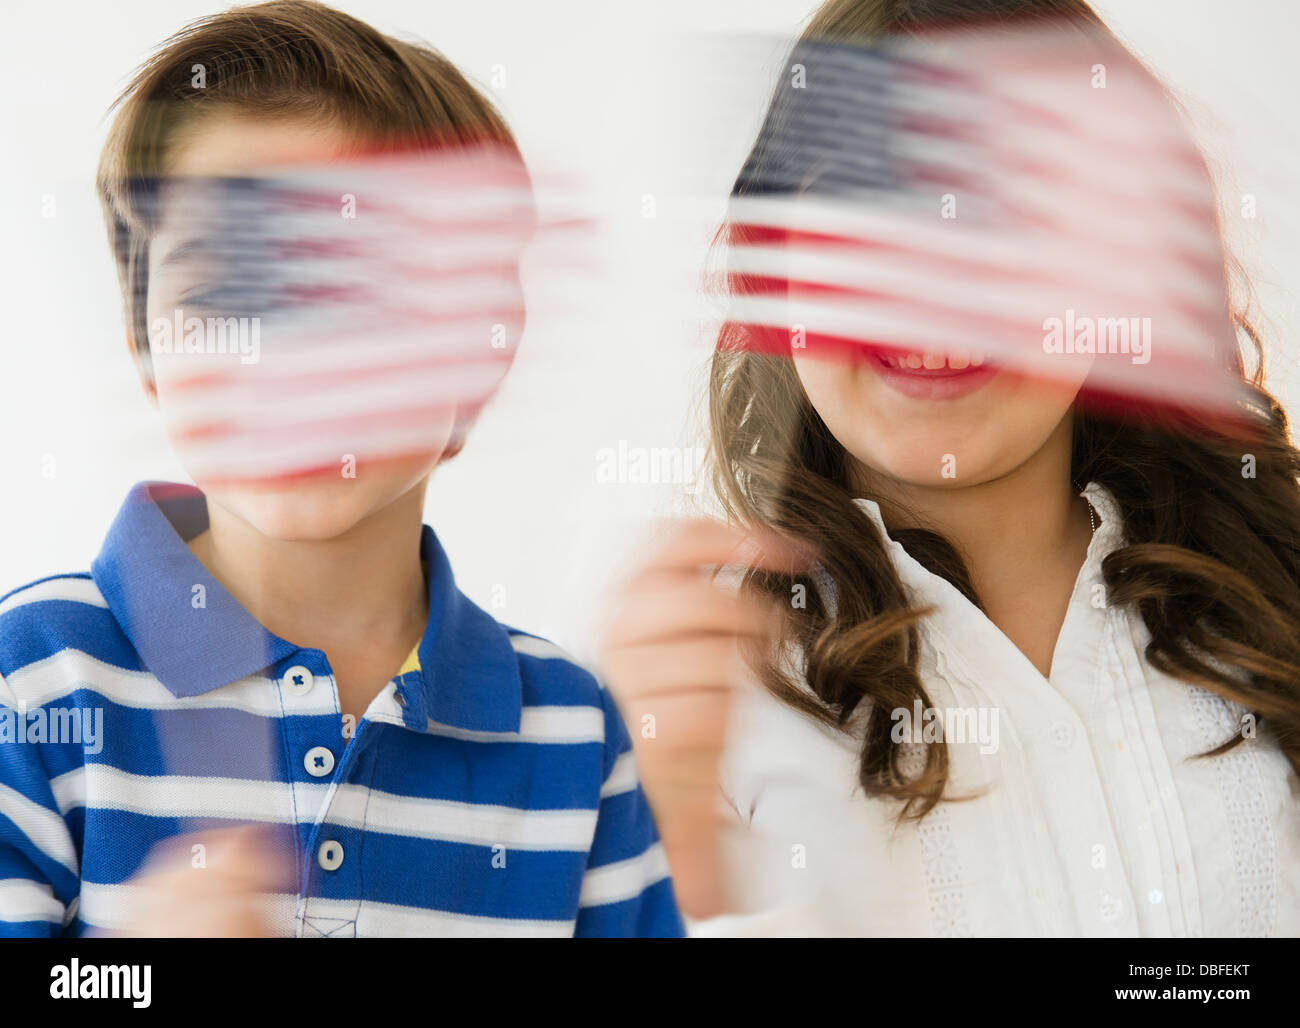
[202,473,424,542]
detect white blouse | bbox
[694,482,1300,937]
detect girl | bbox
[600,0,1300,936]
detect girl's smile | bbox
[867,346,999,401]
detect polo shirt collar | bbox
[91,481,522,733]
[408,522,522,734]
[91,482,294,699]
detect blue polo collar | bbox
[91,482,523,733]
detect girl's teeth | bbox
[879,350,989,370]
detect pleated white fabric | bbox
[694,482,1299,937]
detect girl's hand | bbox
[599,520,799,920]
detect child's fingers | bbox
[617,689,734,753]
[207,825,297,894]
[137,824,296,896]
[597,518,802,922]
[639,519,810,580]
[605,579,779,648]
[125,888,280,938]
[604,637,753,700]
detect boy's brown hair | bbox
[97,0,519,383]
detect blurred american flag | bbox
[717,23,1249,414]
[142,144,548,485]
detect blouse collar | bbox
[851,480,1124,573]
[846,480,1125,690]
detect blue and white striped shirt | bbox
[0,482,683,937]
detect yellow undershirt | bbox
[398,645,422,676]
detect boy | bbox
[0,0,683,937]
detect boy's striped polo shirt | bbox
[0,481,683,937]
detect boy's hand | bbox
[105,825,295,938]
[599,520,801,921]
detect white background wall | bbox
[1,0,1297,664]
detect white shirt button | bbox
[1100,894,1124,922]
[1051,722,1074,749]
[283,665,315,695]
[304,746,335,777]
[318,840,344,871]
